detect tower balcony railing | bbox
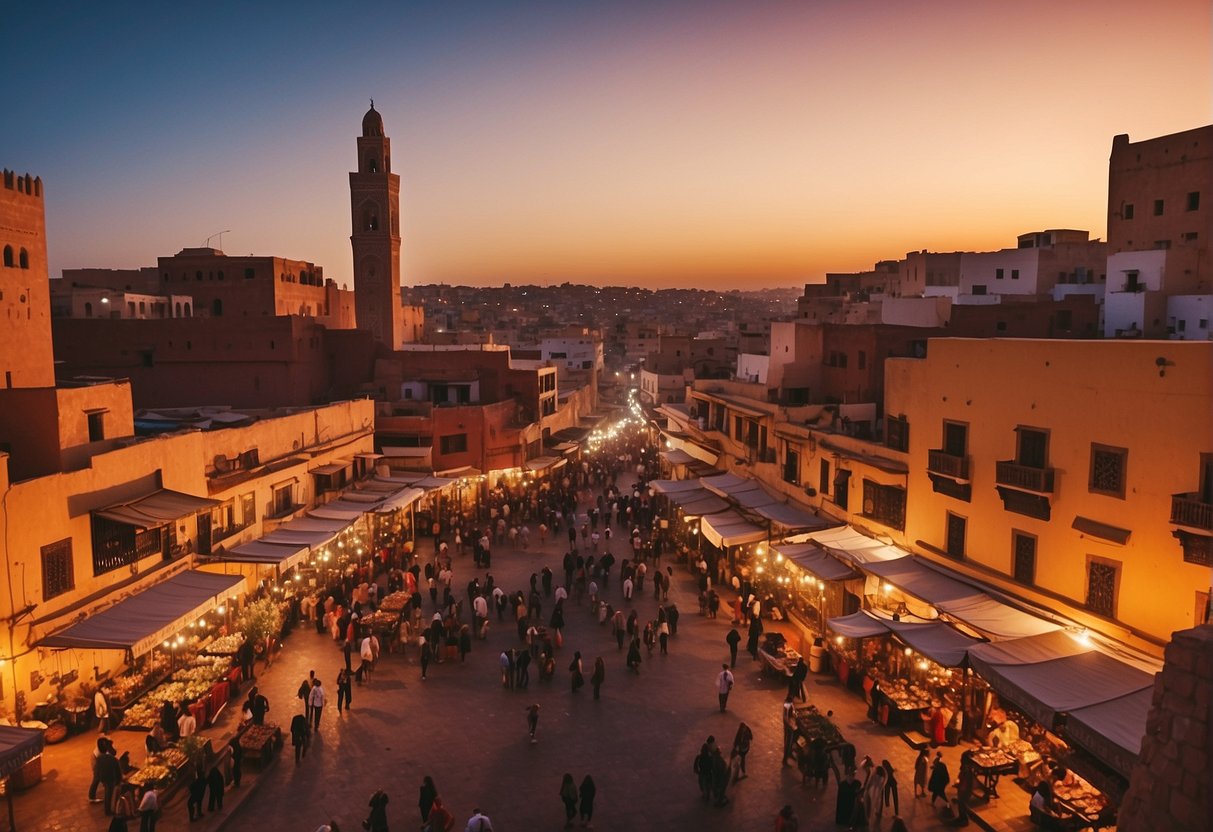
[1171,493,1213,531]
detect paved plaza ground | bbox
[11,472,1040,832]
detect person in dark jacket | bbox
[95,745,123,816]
[928,752,950,806]
[187,768,207,821]
[290,712,309,763]
[578,775,597,827]
[419,775,438,823]
[725,628,741,667]
[367,788,389,832]
[206,765,224,812]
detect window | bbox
[41,539,74,601]
[1188,191,1200,211]
[87,411,105,442]
[1086,559,1119,618]
[945,513,966,559]
[271,483,295,518]
[1198,591,1211,627]
[1089,444,1127,498]
[995,268,1004,280]
[972,285,987,296]
[862,479,906,530]
[733,416,744,440]
[440,433,468,455]
[1012,531,1036,585]
[942,421,967,457]
[1123,203,1134,220]
[885,415,909,452]
[244,268,255,279]
[1153,199,1164,216]
[819,459,830,496]
[783,447,800,486]
[1183,231,1199,242]
[2,246,11,267]
[1016,427,1048,468]
[19,248,29,269]
[1011,269,1019,280]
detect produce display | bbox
[378,591,410,613]
[363,610,400,629]
[970,747,1018,771]
[172,656,231,684]
[108,655,169,706]
[792,705,845,748]
[126,763,171,787]
[201,633,245,656]
[154,747,189,770]
[880,680,935,711]
[118,678,216,729]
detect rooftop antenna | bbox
[203,229,231,250]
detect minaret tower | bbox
[350,101,402,348]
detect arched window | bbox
[195,271,203,281]
[212,299,223,317]
[33,178,41,197]
[127,301,135,316]
[175,302,182,317]
[362,202,380,232]
[184,303,192,316]
[2,246,12,267]
[218,270,224,280]
[18,248,29,269]
[138,301,146,315]
[84,302,93,318]
[366,155,378,173]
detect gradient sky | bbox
[2,1,1209,289]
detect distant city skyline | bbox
[3,0,1209,290]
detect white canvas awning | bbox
[221,541,310,572]
[526,456,562,472]
[753,501,832,530]
[376,486,425,512]
[40,571,243,656]
[700,510,767,548]
[650,478,704,495]
[771,543,860,582]
[309,499,382,521]
[660,449,697,466]
[803,526,906,564]
[862,556,986,605]
[934,594,1062,641]
[95,489,221,529]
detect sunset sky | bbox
[2,1,1209,289]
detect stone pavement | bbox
[8,472,1039,832]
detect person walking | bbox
[559,773,578,828]
[308,678,326,731]
[569,651,585,693]
[290,711,310,764]
[419,775,438,825]
[590,657,605,700]
[187,768,207,821]
[658,619,670,655]
[928,752,950,807]
[420,634,431,681]
[716,664,735,712]
[205,765,224,813]
[578,775,596,829]
[96,741,122,816]
[94,685,112,733]
[731,722,753,779]
[137,784,159,832]
[746,616,763,661]
[336,668,353,712]
[427,796,455,832]
[464,808,494,831]
[882,759,900,817]
[913,748,928,797]
[626,638,642,674]
[526,703,540,742]
[366,789,390,832]
[725,628,741,668]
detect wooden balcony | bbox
[995,461,1055,494]
[928,450,970,481]
[1171,493,1213,531]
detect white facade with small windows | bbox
[540,337,604,372]
[1167,295,1213,340]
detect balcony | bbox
[1171,493,1213,531]
[996,461,1055,494]
[928,450,970,481]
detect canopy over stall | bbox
[525,456,565,472]
[1064,687,1153,779]
[259,515,349,549]
[771,543,860,582]
[828,609,895,639]
[827,609,980,666]
[309,499,384,521]
[967,631,1155,737]
[650,479,705,495]
[803,526,905,564]
[374,486,425,513]
[40,571,243,656]
[935,594,1062,641]
[0,726,44,778]
[664,487,730,517]
[753,501,833,531]
[659,449,697,466]
[700,510,767,548]
[863,556,986,605]
[95,489,221,528]
[217,540,310,572]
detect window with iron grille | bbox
[1089,444,1127,498]
[862,480,906,530]
[1012,531,1036,585]
[41,539,74,601]
[1086,560,1118,618]
[945,513,966,560]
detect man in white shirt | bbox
[177,707,197,738]
[717,664,735,712]
[465,808,494,831]
[554,585,568,603]
[308,679,326,730]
